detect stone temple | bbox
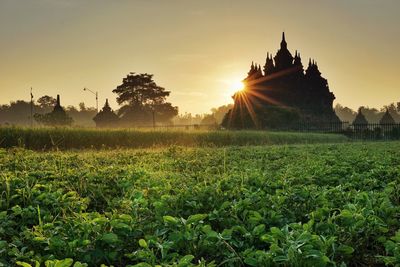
[223,33,340,129]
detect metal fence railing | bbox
[267,122,400,140]
[343,123,400,140]
[124,122,400,140]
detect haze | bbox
[1,0,399,114]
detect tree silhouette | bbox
[37,95,57,110]
[34,95,73,126]
[113,72,178,126]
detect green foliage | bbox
[381,230,400,265]
[1,142,400,266]
[34,111,73,127]
[0,127,348,150]
[113,72,178,126]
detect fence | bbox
[124,122,400,140]
[267,122,400,140]
[124,124,219,131]
[343,123,400,140]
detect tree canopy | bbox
[37,95,57,110]
[113,73,178,126]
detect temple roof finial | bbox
[280,32,287,49]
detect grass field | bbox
[0,127,349,150]
[1,141,400,266]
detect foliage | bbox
[0,127,348,150]
[34,111,73,127]
[0,99,95,127]
[0,142,400,266]
[37,96,57,110]
[334,103,400,124]
[200,114,217,125]
[113,73,178,126]
[210,104,233,124]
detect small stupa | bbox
[93,99,119,128]
[379,109,395,125]
[353,108,368,125]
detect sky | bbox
[0,0,399,114]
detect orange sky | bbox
[0,0,399,114]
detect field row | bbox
[1,142,400,266]
[0,127,349,150]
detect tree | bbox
[201,114,217,125]
[78,102,87,111]
[211,104,233,124]
[37,95,57,110]
[113,72,178,126]
[34,95,73,126]
[334,104,356,123]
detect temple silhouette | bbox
[93,99,119,128]
[223,33,340,129]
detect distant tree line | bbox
[1,98,399,128]
[0,96,97,127]
[172,104,233,126]
[1,69,398,127]
[334,103,400,123]
[0,72,232,128]
[0,97,232,128]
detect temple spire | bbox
[56,94,60,106]
[280,32,287,49]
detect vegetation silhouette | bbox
[113,72,178,127]
[34,95,73,126]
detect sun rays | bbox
[227,67,300,128]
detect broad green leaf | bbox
[221,228,233,240]
[163,215,179,225]
[337,245,354,255]
[253,224,266,235]
[101,233,119,244]
[44,259,73,267]
[273,255,288,262]
[186,214,207,224]
[139,239,148,248]
[16,262,32,267]
[178,255,195,266]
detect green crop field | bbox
[0,127,349,150]
[1,140,400,267]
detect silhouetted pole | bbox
[152,108,156,129]
[83,87,99,113]
[30,87,34,127]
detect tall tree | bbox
[113,72,178,126]
[37,95,57,110]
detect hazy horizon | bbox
[1,0,399,114]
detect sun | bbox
[220,76,246,101]
[228,79,245,95]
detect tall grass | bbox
[0,126,349,150]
